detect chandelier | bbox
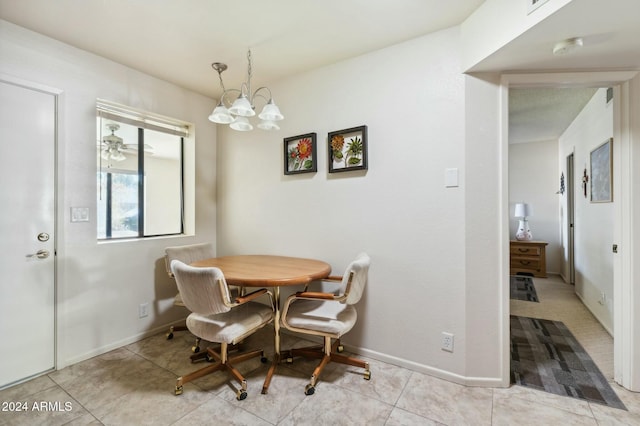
[208,49,284,131]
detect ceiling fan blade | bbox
[123,144,154,153]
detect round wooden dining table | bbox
[190,254,331,287]
[190,254,331,394]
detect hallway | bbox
[510,274,614,380]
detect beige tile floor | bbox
[1,275,639,425]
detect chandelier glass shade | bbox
[208,50,284,131]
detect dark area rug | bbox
[510,276,539,302]
[510,315,626,410]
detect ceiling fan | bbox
[100,123,154,162]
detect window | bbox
[97,100,188,240]
[97,170,139,238]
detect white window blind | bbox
[96,99,190,137]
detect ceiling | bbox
[0,0,485,99]
[468,0,640,73]
[1,0,638,143]
[509,87,597,144]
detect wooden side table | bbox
[510,240,547,277]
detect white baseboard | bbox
[351,345,506,388]
[59,319,185,369]
[279,330,506,388]
[574,292,613,337]
[60,323,506,388]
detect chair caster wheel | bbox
[237,390,247,400]
[304,384,315,395]
[192,345,200,353]
[260,356,268,363]
[166,332,174,340]
[364,370,371,380]
[337,345,344,353]
[205,353,214,362]
[285,357,293,364]
[175,386,183,395]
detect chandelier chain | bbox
[217,70,226,92]
[246,50,253,99]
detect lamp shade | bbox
[514,203,532,218]
[258,100,284,121]
[229,116,253,131]
[208,103,234,124]
[257,120,280,130]
[228,94,255,117]
[111,150,126,162]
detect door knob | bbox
[27,249,50,259]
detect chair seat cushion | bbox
[186,302,273,345]
[283,300,357,337]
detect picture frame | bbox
[284,133,317,175]
[590,138,613,203]
[328,125,368,173]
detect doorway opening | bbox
[502,71,637,391]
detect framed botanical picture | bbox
[284,133,317,175]
[590,138,613,203]
[328,125,368,173]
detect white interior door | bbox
[0,79,56,389]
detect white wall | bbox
[217,27,505,385]
[460,0,572,71]
[627,74,640,390]
[0,19,217,368]
[559,88,614,332]
[464,73,505,384]
[509,139,562,273]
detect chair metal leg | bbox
[175,357,225,395]
[175,345,265,400]
[286,337,372,395]
[192,337,201,353]
[166,324,189,340]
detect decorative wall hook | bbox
[557,172,565,195]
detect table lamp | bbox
[514,202,533,241]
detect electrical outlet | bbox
[598,292,606,305]
[442,332,454,352]
[139,302,149,318]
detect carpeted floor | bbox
[510,275,539,302]
[510,315,626,410]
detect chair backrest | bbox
[165,242,215,277]
[342,253,370,305]
[170,260,231,316]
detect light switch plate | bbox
[71,207,89,222]
[445,168,459,188]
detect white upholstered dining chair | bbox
[164,242,216,353]
[280,252,371,395]
[170,260,274,400]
